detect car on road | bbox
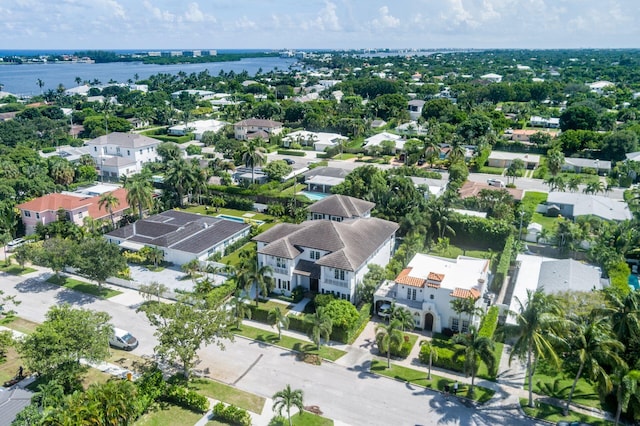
[6,238,25,251]
[487,178,505,188]
[109,327,139,351]
[284,158,295,165]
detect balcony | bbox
[323,279,349,288]
[271,267,288,275]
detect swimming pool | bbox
[216,214,265,226]
[300,191,330,201]
[630,274,639,291]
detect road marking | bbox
[233,353,263,385]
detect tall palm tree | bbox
[241,139,267,184]
[307,308,333,350]
[164,159,191,208]
[125,173,154,219]
[546,149,564,176]
[230,291,252,329]
[563,314,625,415]
[391,307,415,331]
[598,291,640,348]
[509,289,567,408]
[419,340,439,380]
[268,306,289,340]
[612,367,640,426]
[246,261,273,306]
[452,325,496,395]
[98,192,120,229]
[272,384,304,426]
[376,319,404,368]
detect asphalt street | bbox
[0,268,543,426]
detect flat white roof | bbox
[406,253,489,291]
[506,254,551,325]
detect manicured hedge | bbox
[448,216,513,250]
[212,402,251,426]
[478,306,499,339]
[164,384,209,413]
[494,234,515,288]
[277,149,306,157]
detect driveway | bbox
[128,265,226,293]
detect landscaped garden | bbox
[190,378,266,413]
[0,261,36,275]
[46,275,122,299]
[519,398,613,426]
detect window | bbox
[94,147,97,152]
[276,257,286,268]
[451,318,459,332]
[310,250,320,260]
[462,320,469,333]
[429,294,434,300]
[334,269,345,280]
[78,212,83,218]
[407,288,412,299]
[24,211,31,217]
[35,213,40,219]
[412,289,417,300]
[127,150,130,156]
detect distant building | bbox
[487,151,540,169]
[86,132,162,180]
[307,194,374,222]
[529,116,560,128]
[562,157,611,175]
[480,73,503,83]
[408,99,426,121]
[234,119,283,140]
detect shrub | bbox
[223,236,251,256]
[136,367,166,402]
[164,384,209,413]
[224,196,255,211]
[478,306,499,339]
[122,250,146,264]
[277,149,306,157]
[494,234,515,289]
[608,261,631,296]
[313,293,335,308]
[213,402,252,426]
[291,286,305,303]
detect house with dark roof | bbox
[307,194,374,222]
[303,167,350,194]
[253,217,398,303]
[374,254,490,333]
[0,387,33,426]
[106,210,251,265]
[234,118,283,140]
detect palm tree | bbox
[146,245,164,267]
[268,306,290,340]
[546,149,565,176]
[376,319,404,368]
[419,340,438,380]
[307,308,333,350]
[164,159,192,208]
[391,307,415,331]
[563,315,625,415]
[98,192,120,229]
[37,78,45,94]
[509,289,567,408]
[272,384,304,426]
[598,291,640,347]
[125,173,154,219]
[182,259,200,281]
[451,325,495,395]
[612,367,640,426]
[241,139,267,184]
[230,291,252,329]
[246,261,273,306]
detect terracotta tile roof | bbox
[458,181,524,201]
[427,272,445,282]
[450,288,480,299]
[18,188,130,220]
[395,268,425,288]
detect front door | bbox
[310,278,318,292]
[424,313,434,332]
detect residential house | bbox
[283,130,348,152]
[410,177,446,199]
[480,73,503,83]
[86,132,162,180]
[626,151,640,162]
[543,192,632,221]
[374,254,491,332]
[395,122,428,136]
[168,119,228,140]
[307,194,374,222]
[106,210,251,266]
[170,89,215,99]
[408,99,426,121]
[17,187,129,235]
[509,129,543,143]
[234,118,283,140]
[587,81,615,95]
[303,167,350,194]
[370,119,387,129]
[253,217,399,303]
[363,132,405,154]
[562,157,611,175]
[0,387,34,426]
[487,151,540,169]
[458,180,524,201]
[529,116,560,128]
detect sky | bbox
[1,0,639,50]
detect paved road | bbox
[1,268,544,425]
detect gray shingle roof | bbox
[254,217,398,271]
[308,194,375,219]
[0,388,33,426]
[537,259,602,294]
[546,192,632,221]
[107,210,250,254]
[88,132,160,148]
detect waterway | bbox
[0,56,297,96]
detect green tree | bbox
[98,191,120,229]
[546,149,565,177]
[138,281,169,302]
[241,139,267,184]
[508,290,566,408]
[391,306,415,331]
[272,384,304,426]
[246,260,273,306]
[139,295,233,378]
[230,291,252,329]
[263,160,293,181]
[452,325,496,395]
[268,306,290,340]
[506,158,525,184]
[75,238,126,287]
[563,315,625,415]
[125,173,154,219]
[419,340,438,380]
[144,245,164,267]
[19,304,112,391]
[376,318,404,368]
[307,308,333,350]
[612,368,640,426]
[41,237,78,277]
[560,105,599,131]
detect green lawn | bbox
[135,404,204,426]
[427,335,503,381]
[479,166,505,175]
[0,316,39,334]
[233,324,346,362]
[427,245,491,261]
[370,359,495,404]
[529,373,603,410]
[219,242,257,267]
[0,347,23,384]
[531,212,559,232]
[0,263,36,275]
[190,378,265,413]
[519,398,613,425]
[255,299,293,314]
[265,412,334,426]
[46,275,122,299]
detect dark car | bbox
[284,158,295,165]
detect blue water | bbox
[0,56,296,95]
[301,191,330,201]
[217,214,264,225]
[630,274,639,290]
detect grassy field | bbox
[135,403,204,426]
[233,324,346,362]
[370,359,495,404]
[0,347,23,384]
[190,378,265,413]
[519,398,613,425]
[219,242,257,267]
[263,412,334,426]
[0,262,36,275]
[0,317,39,334]
[531,212,560,232]
[529,373,602,410]
[428,245,492,261]
[47,275,122,299]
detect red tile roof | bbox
[458,181,524,201]
[427,272,445,282]
[17,188,129,220]
[395,268,426,288]
[450,288,480,299]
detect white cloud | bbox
[234,16,257,30]
[301,1,341,31]
[370,6,400,29]
[184,2,216,23]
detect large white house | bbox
[86,132,162,179]
[253,217,399,303]
[374,254,491,332]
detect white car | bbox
[6,238,25,251]
[487,179,505,188]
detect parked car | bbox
[284,158,295,165]
[6,238,25,251]
[487,179,505,188]
[109,328,139,351]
